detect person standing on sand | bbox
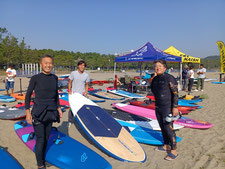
[67,60,90,127]
[150,59,179,161]
[187,65,194,95]
[5,64,16,95]
[182,65,188,91]
[195,64,206,91]
[25,55,63,169]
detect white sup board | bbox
[69,93,146,162]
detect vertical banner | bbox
[216,41,225,73]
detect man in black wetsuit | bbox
[150,59,179,161]
[25,55,63,169]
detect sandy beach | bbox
[0,71,225,169]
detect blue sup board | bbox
[60,93,105,103]
[116,119,182,145]
[178,101,202,108]
[108,89,145,99]
[14,121,112,169]
[0,95,16,102]
[88,90,125,100]
[69,93,146,162]
[178,99,202,104]
[212,81,225,84]
[0,146,23,169]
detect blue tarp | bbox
[115,42,181,63]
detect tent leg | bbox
[179,63,182,91]
[139,62,142,83]
[114,62,117,89]
[180,62,182,82]
[114,62,116,78]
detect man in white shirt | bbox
[187,65,194,95]
[5,64,16,95]
[195,64,206,91]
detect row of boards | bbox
[112,103,213,129]
[5,93,146,168]
[2,91,213,168]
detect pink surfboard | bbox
[113,103,213,129]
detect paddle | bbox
[18,78,23,96]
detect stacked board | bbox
[146,95,202,104]
[89,90,125,100]
[108,89,144,99]
[0,95,16,102]
[129,100,196,114]
[113,103,213,129]
[109,111,184,131]
[11,93,26,100]
[14,121,112,169]
[117,119,182,145]
[0,106,25,120]
[146,96,202,108]
[212,82,225,84]
[60,92,105,103]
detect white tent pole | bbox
[180,62,182,81]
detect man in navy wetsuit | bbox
[150,59,179,161]
[25,55,63,169]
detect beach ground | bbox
[0,71,225,169]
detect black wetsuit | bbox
[25,73,60,167]
[151,73,178,150]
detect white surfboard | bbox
[69,93,146,162]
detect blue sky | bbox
[1,0,225,58]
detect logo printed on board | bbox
[81,152,88,162]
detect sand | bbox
[0,71,225,169]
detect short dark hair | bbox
[153,59,167,68]
[40,55,54,63]
[189,65,194,69]
[200,64,204,67]
[77,60,87,67]
[9,64,15,68]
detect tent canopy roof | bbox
[164,46,200,63]
[115,42,182,63]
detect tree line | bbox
[0,27,221,71]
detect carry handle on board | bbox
[29,132,35,140]
[52,127,64,145]
[19,121,27,127]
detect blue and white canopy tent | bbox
[114,42,182,79]
[115,42,181,63]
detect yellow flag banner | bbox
[181,55,200,63]
[216,41,225,73]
